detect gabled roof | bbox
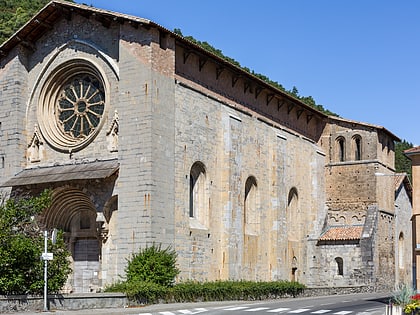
[393,172,412,202]
[318,225,363,242]
[404,146,420,157]
[0,0,152,56]
[328,115,400,142]
[0,0,327,120]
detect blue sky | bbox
[77,1,420,146]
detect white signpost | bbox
[41,229,57,312]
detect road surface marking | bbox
[159,312,176,315]
[224,306,251,310]
[289,309,311,313]
[192,308,208,313]
[267,307,291,312]
[244,307,270,311]
[177,309,208,314]
[333,311,353,314]
[311,311,332,314]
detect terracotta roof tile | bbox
[394,174,406,190]
[319,225,363,241]
[404,146,420,155]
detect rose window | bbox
[37,61,108,152]
[57,75,105,139]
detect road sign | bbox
[41,252,53,261]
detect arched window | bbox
[288,187,298,206]
[244,176,259,235]
[287,187,299,239]
[353,135,362,161]
[399,232,404,269]
[287,188,301,282]
[335,257,344,276]
[351,215,361,224]
[336,137,345,162]
[189,162,208,226]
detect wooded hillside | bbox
[0,0,53,43]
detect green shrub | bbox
[105,243,305,304]
[392,284,415,306]
[125,244,180,287]
[106,280,168,304]
[105,243,179,304]
[107,278,305,304]
[127,281,167,303]
[168,280,305,303]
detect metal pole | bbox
[43,230,48,312]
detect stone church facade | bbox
[0,1,412,293]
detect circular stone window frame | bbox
[38,59,110,153]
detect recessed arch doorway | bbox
[42,187,101,293]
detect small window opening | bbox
[159,30,167,49]
[337,138,345,162]
[244,176,258,224]
[399,232,404,269]
[335,257,344,276]
[189,161,206,218]
[354,136,361,160]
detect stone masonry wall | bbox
[175,45,326,143]
[395,182,413,287]
[0,50,29,191]
[24,15,120,166]
[108,24,177,283]
[173,79,326,284]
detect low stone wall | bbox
[0,286,379,313]
[302,285,376,297]
[0,292,128,313]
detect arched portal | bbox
[41,187,101,293]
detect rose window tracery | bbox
[57,75,105,139]
[37,60,108,152]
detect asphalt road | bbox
[6,292,391,315]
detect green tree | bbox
[0,189,71,295]
[395,140,413,179]
[0,0,74,44]
[0,0,49,43]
